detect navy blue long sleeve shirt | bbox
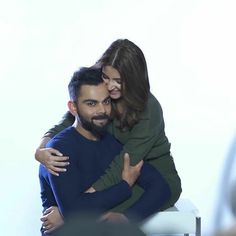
[39,127,132,218]
[39,127,170,221]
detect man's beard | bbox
[78,113,111,138]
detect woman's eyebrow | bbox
[102,72,121,80]
[102,95,111,102]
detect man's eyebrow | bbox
[82,99,97,103]
[82,96,110,103]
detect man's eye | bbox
[87,101,96,106]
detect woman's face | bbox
[102,66,122,100]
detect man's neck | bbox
[72,121,99,141]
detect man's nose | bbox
[97,103,106,113]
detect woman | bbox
[36,39,182,214]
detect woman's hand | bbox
[41,206,64,233]
[35,148,69,176]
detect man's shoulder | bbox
[46,126,75,148]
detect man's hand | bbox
[122,153,143,187]
[99,212,129,224]
[35,148,70,176]
[40,206,64,233]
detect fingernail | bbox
[63,169,67,172]
[67,162,70,165]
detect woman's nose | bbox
[106,79,115,90]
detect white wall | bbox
[0,0,236,235]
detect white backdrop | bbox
[0,0,236,235]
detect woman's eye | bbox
[102,74,109,81]
[104,98,111,105]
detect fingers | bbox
[48,166,67,176]
[48,155,70,166]
[41,217,53,232]
[123,153,143,171]
[50,155,69,162]
[135,160,144,171]
[42,220,50,227]
[85,187,96,193]
[40,212,50,222]
[48,148,63,157]
[48,169,60,176]
[37,147,70,176]
[41,217,57,233]
[46,158,70,176]
[43,206,54,215]
[123,153,130,171]
[42,222,54,233]
[45,226,57,233]
[50,162,69,169]
[40,215,47,222]
[99,212,110,222]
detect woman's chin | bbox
[110,92,121,100]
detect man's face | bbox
[75,83,111,137]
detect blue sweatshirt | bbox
[39,126,170,221]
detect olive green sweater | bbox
[44,93,182,210]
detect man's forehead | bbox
[79,83,109,100]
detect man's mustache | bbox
[92,114,110,120]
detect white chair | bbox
[140,198,201,236]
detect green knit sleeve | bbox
[92,94,170,190]
[43,111,75,138]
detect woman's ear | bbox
[67,101,78,116]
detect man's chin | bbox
[93,120,108,127]
[92,128,107,137]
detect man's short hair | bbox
[68,66,103,102]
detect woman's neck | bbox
[116,101,124,113]
[112,98,124,114]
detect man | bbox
[39,67,170,235]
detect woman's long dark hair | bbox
[97,39,150,130]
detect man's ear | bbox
[67,101,78,116]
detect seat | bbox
[140,198,201,236]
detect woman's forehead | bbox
[102,65,121,79]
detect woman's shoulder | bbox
[148,93,161,107]
[143,93,163,117]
